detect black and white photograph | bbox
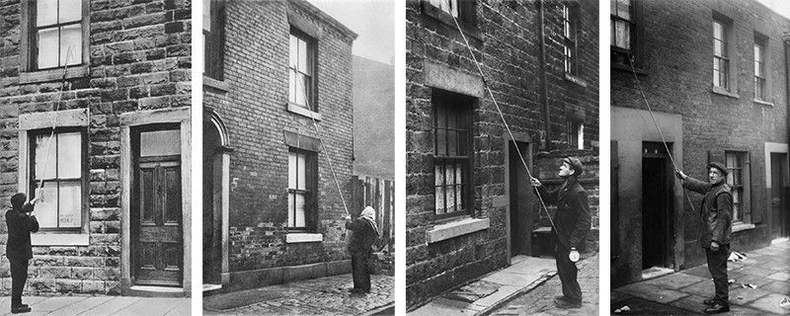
[0,0,193,314]
[201,0,395,315]
[610,0,790,315]
[405,0,600,315]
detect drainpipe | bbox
[785,35,790,193]
[538,0,551,150]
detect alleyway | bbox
[0,296,189,316]
[612,240,790,315]
[491,252,599,316]
[204,273,394,315]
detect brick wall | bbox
[0,0,190,295]
[406,0,599,308]
[611,0,790,285]
[204,0,355,274]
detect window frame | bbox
[21,0,90,73]
[288,27,318,112]
[712,16,732,91]
[204,0,226,81]
[432,89,474,219]
[561,3,578,75]
[753,35,768,101]
[611,0,636,64]
[421,0,479,38]
[287,148,317,231]
[568,121,583,150]
[28,127,88,232]
[725,151,750,224]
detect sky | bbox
[757,0,790,19]
[308,0,395,65]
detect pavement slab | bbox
[0,296,189,316]
[749,293,790,315]
[640,272,708,290]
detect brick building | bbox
[610,0,790,286]
[406,0,599,308]
[0,0,192,295]
[202,0,357,292]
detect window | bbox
[725,151,749,223]
[611,0,635,65]
[204,0,225,80]
[30,0,86,70]
[429,0,459,17]
[288,149,316,229]
[433,90,472,218]
[568,122,583,149]
[422,0,477,33]
[29,129,85,231]
[712,19,730,90]
[562,4,577,74]
[754,37,767,101]
[288,29,316,110]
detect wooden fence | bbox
[349,175,395,252]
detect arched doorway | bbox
[203,112,231,288]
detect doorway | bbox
[770,153,790,238]
[203,121,223,285]
[508,140,534,257]
[131,125,183,286]
[641,142,674,270]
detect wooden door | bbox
[133,128,182,286]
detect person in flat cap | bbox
[5,192,39,314]
[530,157,590,309]
[675,162,733,314]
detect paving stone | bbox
[642,272,708,290]
[768,272,790,282]
[749,293,790,315]
[682,265,712,279]
[730,287,774,305]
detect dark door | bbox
[509,141,533,257]
[770,153,789,238]
[642,142,673,269]
[133,127,182,286]
[203,122,222,284]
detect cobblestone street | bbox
[612,240,790,315]
[204,273,394,315]
[491,253,599,316]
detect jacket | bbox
[536,176,591,250]
[5,203,39,260]
[682,177,733,246]
[345,218,378,254]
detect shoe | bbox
[702,297,717,306]
[554,298,582,309]
[11,305,31,314]
[554,295,569,302]
[703,303,730,314]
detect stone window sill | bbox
[19,66,89,84]
[753,99,774,107]
[204,76,230,92]
[427,217,489,244]
[286,233,323,243]
[31,233,89,246]
[711,86,740,99]
[286,102,322,121]
[564,73,588,88]
[612,62,647,76]
[732,222,756,233]
[421,2,482,41]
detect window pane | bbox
[616,0,630,19]
[436,129,447,155]
[754,44,762,62]
[455,164,463,210]
[435,186,445,214]
[297,153,306,190]
[713,22,723,40]
[38,27,59,69]
[293,73,306,105]
[713,69,720,87]
[58,180,81,227]
[289,70,296,103]
[203,0,211,31]
[713,41,723,56]
[298,38,308,73]
[289,35,298,69]
[288,193,295,226]
[447,130,457,156]
[288,152,296,189]
[140,129,181,157]
[60,0,82,23]
[37,0,58,26]
[60,24,82,66]
[294,193,306,227]
[435,105,446,128]
[615,21,630,49]
[36,183,58,228]
[35,134,57,180]
[302,74,311,108]
[445,164,455,212]
[57,132,81,178]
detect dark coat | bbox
[682,177,733,246]
[345,218,378,254]
[5,203,39,260]
[536,176,591,250]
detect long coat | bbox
[345,218,378,254]
[536,177,591,250]
[5,203,39,260]
[682,177,733,246]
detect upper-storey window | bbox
[433,89,473,219]
[754,35,767,101]
[289,28,317,110]
[423,0,477,34]
[204,0,225,80]
[30,0,86,70]
[712,19,731,90]
[611,0,636,66]
[562,4,577,74]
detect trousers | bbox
[555,246,582,303]
[9,256,28,307]
[705,243,730,304]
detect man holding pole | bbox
[675,162,733,314]
[5,192,39,314]
[530,157,591,309]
